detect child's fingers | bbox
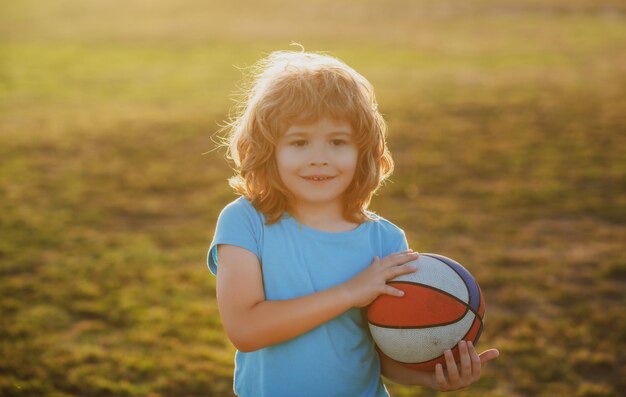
[444,349,460,385]
[479,348,500,364]
[380,251,419,267]
[383,285,406,297]
[384,262,417,281]
[458,341,472,381]
[468,341,482,378]
[388,250,419,261]
[434,364,448,391]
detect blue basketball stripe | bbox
[425,254,481,313]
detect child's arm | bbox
[216,244,419,352]
[380,340,499,391]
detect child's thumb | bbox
[479,349,500,364]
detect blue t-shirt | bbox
[208,197,408,397]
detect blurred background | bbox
[1,1,625,396]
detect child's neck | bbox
[290,202,359,233]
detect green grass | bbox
[1,0,625,396]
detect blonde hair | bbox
[224,49,394,224]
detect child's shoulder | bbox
[223,196,255,212]
[219,196,265,224]
[365,211,406,236]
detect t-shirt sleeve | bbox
[207,199,262,275]
[395,229,409,252]
[391,229,409,254]
[381,219,409,257]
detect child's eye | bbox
[290,140,307,147]
[330,139,347,146]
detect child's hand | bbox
[431,340,500,392]
[342,250,419,308]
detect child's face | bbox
[276,117,358,212]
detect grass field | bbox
[1,1,625,396]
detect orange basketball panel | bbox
[368,283,468,328]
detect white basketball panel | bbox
[369,311,476,363]
[392,256,469,302]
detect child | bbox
[208,49,499,396]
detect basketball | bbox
[367,253,485,371]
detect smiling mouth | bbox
[302,176,335,181]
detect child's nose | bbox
[309,159,329,166]
[308,144,329,166]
